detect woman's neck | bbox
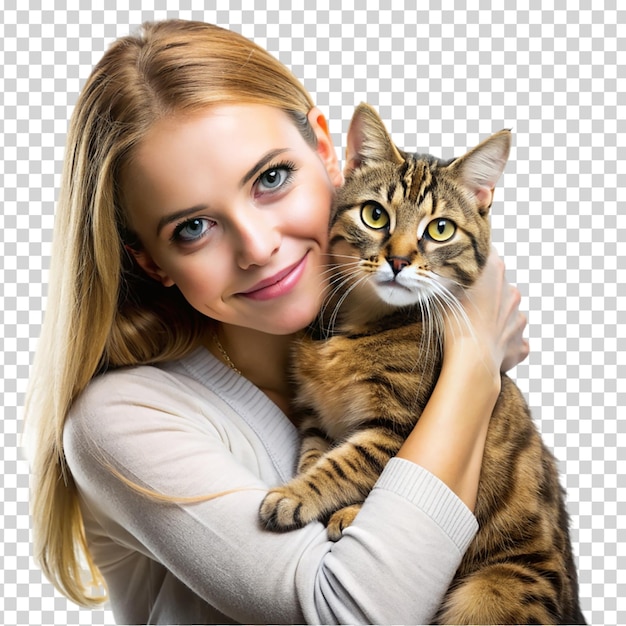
[208,323,298,418]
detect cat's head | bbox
[328,103,510,317]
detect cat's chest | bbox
[293,322,436,433]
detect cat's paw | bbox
[259,487,309,532]
[326,504,362,541]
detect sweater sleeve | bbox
[64,365,477,625]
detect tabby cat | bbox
[259,103,584,625]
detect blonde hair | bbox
[25,19,316,606]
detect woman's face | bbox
[122,104,343,335]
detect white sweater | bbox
[63,347,478,625]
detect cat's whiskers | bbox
[319,263,363,300]
[321,252,362,261]
[317,261,361,282]
[315,267,358,296]
[405,297,434,409]
[320,270,374,337]
[317,266,367,336]
[424,279,504,377]
[428,279,474,342]
[327,274,372,336]
[322,261,359,284]
[317,262,361,286]
[313,260,363,324]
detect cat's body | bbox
[259,104,584,625]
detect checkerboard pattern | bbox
[1,1,623,624]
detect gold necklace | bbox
[213,332,243,376]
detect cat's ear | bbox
[344,103,405,176]
[449,129,511,214]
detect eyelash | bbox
[170,160,298,245]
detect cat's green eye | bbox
[361,202,390,230]
[426,219,456,242]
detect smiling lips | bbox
[238,253,309,301]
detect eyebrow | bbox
[239,147,290,187]
[156,147,290,237]
[156,204,209,237]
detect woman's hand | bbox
[445,248,529,377]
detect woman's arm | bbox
[64,365,478,625]
[397,250,528,510]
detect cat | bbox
[259,103,585,625]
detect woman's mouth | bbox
[238,253,309,301]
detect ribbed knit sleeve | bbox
[375,457,478,553]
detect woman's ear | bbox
[125,245,175,287]
[307,107,343,188]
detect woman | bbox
[25,19,528,624]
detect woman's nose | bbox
[233,208,281,269]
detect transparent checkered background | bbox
[1,1,623,624]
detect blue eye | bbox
[172,217,212,243]
[256,161,296,193]
[260,168,286,189]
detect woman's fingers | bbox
[445,249,529,373]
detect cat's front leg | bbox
[259,428,400,533]
[296,412,333,473]
[258,462,365,533]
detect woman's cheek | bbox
[293,184,333,242]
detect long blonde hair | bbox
[25,19,316,606]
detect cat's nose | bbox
[387,256,410,276]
